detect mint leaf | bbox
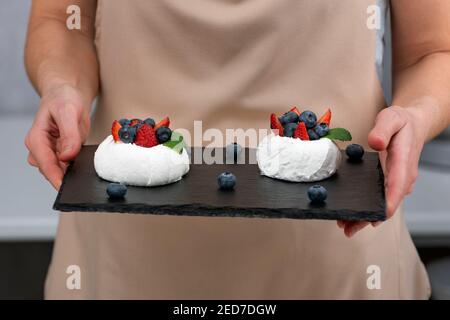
[322,128,352,141]
[163,131,185,154]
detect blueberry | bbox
[156,126,172,143]
[314,123,329,137]
[299,111,317,129]
[307,185,328,203]
[118,125,137,143]
[226,142,242,161]
[346,144,365,160]
[118,118,130,126]
[218,172,236,190]
[283,123,298,138]
[279,111,299,125]
[107,183,127,199]
[144,118,155,127]
[307,129,319,140]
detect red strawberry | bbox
[294,122,309,140]
[155,117,170,130]
[134,124,158,148]
[317,108,331,126]
[270,113,284,136]
[111,120,122,142]
[290,106,301,116]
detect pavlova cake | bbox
[257,107,352,182]
[94,117,189,187]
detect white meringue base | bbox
[94,135,190,187]
[256,134,341,182]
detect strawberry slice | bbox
[111,120,122,142]
[270,113,284,136]
[317,108,331,126]
[155,117,170,130]
[290,106,301,116]
[294,122,309,140]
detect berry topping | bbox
[283,122,298,138]
[144,118,156,127]
[218,172,236,190]
[111,120,122,142]
[307,185,328,203]
[307,129,319,140]
[107,183,127,199]
[314,123,330,137]
[155,117,170,130]
[293,122,309,140]
[135,124,158,148]
[270,113,284,136]
[317,108,331,126]
[346,144,364,160]
[156,126,172,144]
[279,111,299,125]
[118,125,136,143]
[130,119,143,126]
[290,106,301,116]
[299,111,317,129]
[118,118,130,126]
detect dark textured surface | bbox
[54,146,386,221]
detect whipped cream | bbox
[256,134,341,182]
[94,135,190,187]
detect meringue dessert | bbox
[94,117,189,187]
[257,107,351,183]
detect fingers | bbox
[337,220,379,237]
[52,104,82,162]
[368,107,407,151]
[26,130,64,190]
[384,128,416,217]
[27,153,38,167]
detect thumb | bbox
[368,107,406,152]
[52,104,83,162]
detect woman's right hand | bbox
[25,83,90,190]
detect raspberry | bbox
[134,124,158,148]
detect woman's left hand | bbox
[337,105,429,237]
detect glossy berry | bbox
[270,113,284,136]
[226,142,242,161]
[314,123,329,137]
[135,124,158,148]
[279,111,299,126]
[118,118,130,126]
[284,122,298,138]
[144,118,155,127]
[346,144,365,160]
[293,122,309,140]
[111,120,122,142]
[155,117,170,130]
[218,172,236,190]
[299,110,317,129]
[307,129,319,140]
[156,126,172,143]
[118,125,136,143]
[307,185,328,203]
[107,183,127,199]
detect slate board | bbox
[53,146,386,221]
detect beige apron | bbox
[45,0,430,299]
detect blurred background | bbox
[1,1,450,300]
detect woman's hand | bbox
[337,105,429,237]
[25,83,90,190]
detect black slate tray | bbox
[53,146,386,221]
